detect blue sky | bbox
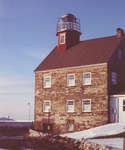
[0,0,125,120]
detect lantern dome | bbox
[57,14,81,33]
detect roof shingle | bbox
[35,35,122,72]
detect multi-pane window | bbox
[66,100,74,112]
[83,72,91,85]
[112,72,117,85]
[43,76,51,88]
[67,74,75,86]
[43,101,51,112]
[82,99,91,112]
[123,100,125,111]
[60,33,65,44]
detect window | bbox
[83,72,91,85]
[43,76,51,88]
[43,101,51,112]
[60,33,65,44]
[82,99,91,112]
[66,100,74,112]
[67,74,75,86]
[112,72,117,85]
[123,100,125,111]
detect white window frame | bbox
[112,72,117,85]
[67,74,75,86]
[43,101,51,112]
[82,99,91,112]
[43,75,51,88]
[83,72,91,85]
[66,100,75,112]
[59,33,65,44]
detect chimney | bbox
[116,28,124,38]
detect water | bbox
[0,146,50,150]
[0,144,52,150]
[0,148,49,150]
[0,139,53,150]
[0,128,56,150]
[0,145,51,150]
[0,148,33,150]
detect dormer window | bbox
[60,33,65,44]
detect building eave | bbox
[35,62,107,73]
[110,94,125,97]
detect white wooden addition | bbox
[110,95,125,123]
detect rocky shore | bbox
[25,129,122,150]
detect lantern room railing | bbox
[57,17,81,33]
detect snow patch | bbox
[61,123,125,139]
[88,138,123,149]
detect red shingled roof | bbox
[35,35,121,72]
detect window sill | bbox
[82,111,92,113]
[59,42,65,44]
[67,85,75,87]
[83,84,92,86]
[43,87,51,89]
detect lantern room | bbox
[56,14,81,51]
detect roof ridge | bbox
[80,35,116,43]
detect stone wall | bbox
[79,141,121,150]
[34,64,109,133]
[26,133,122,150]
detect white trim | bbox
[67,74,75,86]
[110,95,125,98]
[43,100,51,112]
[83,72,91,85]
[66,100,75,112]
[36,63,107,73]
[82,99,91,112]
[43,75,51,88]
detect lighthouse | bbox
[56,14,81,51]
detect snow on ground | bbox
[61,123,125,139]
[88,138,123,149]
[15,120,34,122]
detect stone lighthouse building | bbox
[34,14,125,134]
